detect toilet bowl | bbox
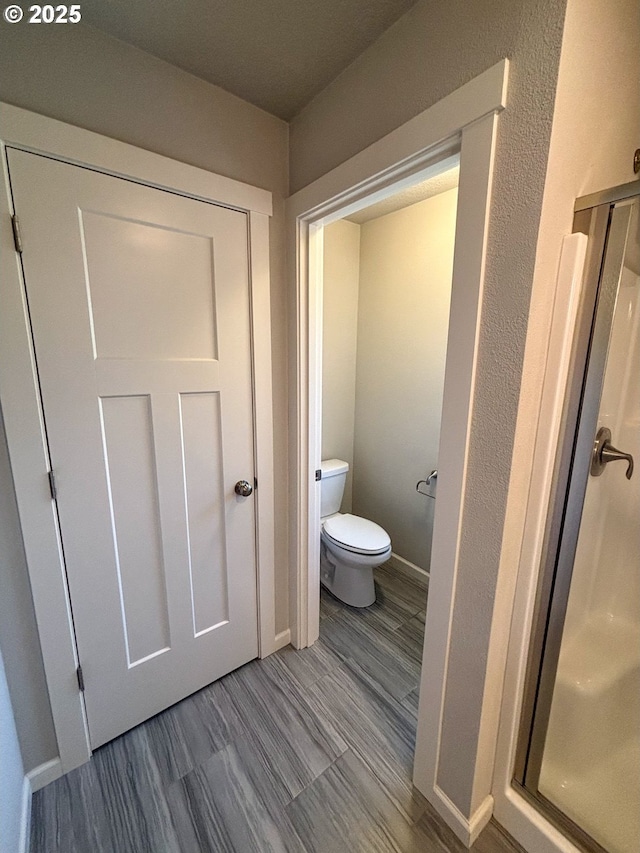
[319,460,391,607]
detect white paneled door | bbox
[8,149,258,748]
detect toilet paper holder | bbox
[416,469,437,498]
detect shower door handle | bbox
[590,427,634,479]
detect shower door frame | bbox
[500,179,640,853]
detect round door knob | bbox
[235,479,253,497]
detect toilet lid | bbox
[323,513,391,555]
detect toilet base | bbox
[320,545,376,607]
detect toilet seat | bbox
[322,513,390,556]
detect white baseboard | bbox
[274,628,291,651]
[19,775,31,853]
[467,794,494,845]
[429,786,493,847]
[27,757,63,793]
[387,552,430,586]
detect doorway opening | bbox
[315,165,459,752]
[318,165,459,616]
[288,60,508,841]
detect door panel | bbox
[81,210,219,361]
[180,391,229,634]
[8,149,258,748]
[100,393,170,666]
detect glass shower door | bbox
[520,196,639,852]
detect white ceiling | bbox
[346,165,459,224]
[81,0,417,121]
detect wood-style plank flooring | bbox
[30,564,524,852]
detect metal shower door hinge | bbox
[76,665,85,692]
[315,469,322,481]
[48,470,57,500]
[11,214,23,253]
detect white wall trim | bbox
[0,102,276,777]
[20,758,64,852]
[430,786,494,847]
[387,552,430,584]
[413,109,502,826]
[287,59,509,838]
[19,775,32,853]
[0,103,272,217]
[492,234,588,853]
[0,139,88,773]
[289,60,508,220]
[248,210,277,659]
[467,793,495,845]
[27,757,63,793]
[274,629,292,651]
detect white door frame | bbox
[0,102,276,776]
[287,60,509,840]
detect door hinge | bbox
[315,469,322,481]
[48,470,57,500]
[76,665,85,692]
[11,215,23,254]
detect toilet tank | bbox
[320,459,349,518]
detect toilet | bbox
[320,459,392,607]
